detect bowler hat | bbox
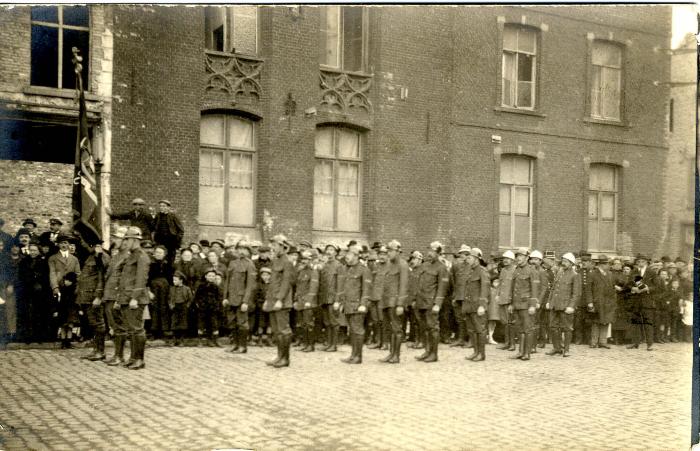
[22,218,37,228]
[199,239,210,247]
[16,227,31,237]
[56,234,72,243]
[595,254,610,264]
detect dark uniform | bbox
[77,251,110,360]
[223,256,257,353]
[340,259,372,364]
[496,264,516,350]
[319,258,343,351]
[293,263,319,352]
[546,263,581,356]
[104,249,129,365]
[368,260,387,349]
[460,261,490,361]
[574,262,594,345]
[379,256,409,363]
[413,260,449,362]
[449,258,470,347]
[535,265,554,347]
[263,252,294,368]
[510,263,540,360]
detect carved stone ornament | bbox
[205,51,263,104]
[320,70,372,114]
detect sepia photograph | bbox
[0,2,697,450]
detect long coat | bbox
[415,260,449,310]
[588,267,617,325]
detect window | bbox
[499,156,533,248]
[204,6,258,55]
[319,6,366,72]
[199,115,255,225]
[502,25,537,109]
[588,164,618,252]
[590,41,622,120]
[30,6,90,90]
[313,127,362,231]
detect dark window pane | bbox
[342,6,363,71]
[31,6,58,23]
[0,120,76,164]
[63,6,90,27]
[62,29,90,90]
[31,25,59,88]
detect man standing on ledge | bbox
[109,198,154,241]
[153,200,184,268]
[264,234,294,368]
[379,240,409,364]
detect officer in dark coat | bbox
[318,244,343,352]
[413,242,449,363]
[458,248,490,362]
[574,252,594,345]
[109,198,154,240]
[48,235,81,348]
[587,255,617,349]
[379,240,409,364]
[339,244,372,364]
[263,234,295,368]
[77,240,110,361]
[222,241,257,353]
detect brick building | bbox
[0,5,681,258]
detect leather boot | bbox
[507,325,516,351]
[416,331,431,361]
[380,331,394,363]
[388,333,400,364]
[120,338,136,367]
[325,326,338,352]
[563,331,572,357]
[87,332,106,361]
[303,327,315,352]
[322,326,332,351]
[510,333,525,359]
[546,329,562,355]
[237,329,248,353]
[380,325,389,351]
[368,323,382,349]
[450,321,466,347]
[473,334,486,361]
[273,335,290,368]
[423,331,438,363]
[266,335,282,366]
[354,333,363,364]
[466,332,479,360]
[226,329,239,353]
[497,325,511,350]
[342,333,357,363]
[128,335,146,370]
[520,333,531,361]
[106,336,125,366]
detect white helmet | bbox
[562,252,576,265]
[530,250,543,260]
[502,250,515,260]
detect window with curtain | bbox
[502,25,537,109]
[204,6,258,55]
[30,6,90,90]
[499,155,534,248]
[319,6,366,72]
[588,164,618,252]
[313,127,362,231]
[591,41,622,120]
[199,114,255,226]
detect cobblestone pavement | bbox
[0,340,693,451]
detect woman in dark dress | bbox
[16,243,50,343]
[148,245,173,340]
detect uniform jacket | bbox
[319,258,343,305]
[415,260,449,309]
[578,267,593,307]
[110,209,154,239]
[536,266,554,305]
[511,264,540,309]
[548,267,581,311]
[116,247,151,305]
[496,265,515,305]
[103,250,127,302]
[48,251,81,291]
[77,252,110,304]
[379,258,409,309]
[450,260,469,301]
[294,266,319,310]
[223,257,257,306]
[462,264,490,313]
[407,265,420,306]
[588,267,617,324]
[340,263,371,314]
[370,261,387,302]
[267,254,294,309]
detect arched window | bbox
[199,114,255,226]
[499,155,534,248]
[313,127,362,231]
[588,164,618,252]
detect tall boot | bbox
[423,331,438,363]
[530,329,538,354]
[520,333,531,361]
[266,334,282,366]
[303,327,315,352]
[87,332,106,361]
[106,335,125,366]
[380,324,390,351]
[226,329,239,353]
[342,333,357,363]
[507,325,516,351]
[273,334,290,368]
[546,329,562,355]
[497,325,511,350]
[128,335,146,370]
[368,322,382,349]
[563,330,572,357]
[450,321,466,347]
[416,330,431,361]
[510,333,525,359]
[237,328,248,353]
[473,333,486,361]
[380,331,394,363]
[388,333,400,364]
[322,326,332,351]
[466,332,479,360]
[325,326,338,352]
[121,338,136,367]
[354,333,363,364]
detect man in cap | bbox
[39,218,64,256]
[406,250,424,349]
[574,251,594,345]
[379,240,409,364]
[109,198,154,240]
[319,244,343,352]
[293,250,319,352]
[449,245,471,348]
[456,248,490,362]
[414,242,449,363]
[77,237,111,361]
[104,226,132,366]
[339,244,372,364]
[113,226,151,370]
[222,241,257,354]
[153,200,184,268]
[264,234,295,368]
[588,255,617,349]
[496,250,516,351]
[368,245,389,350]
[546,252,581,357]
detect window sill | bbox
[494,106,546,118]
[24,85,100,101]
[204,49,264,62]
[313,229,363,234]
[583,117,629,128]
[320,66,373,78]
[198,222,256,228]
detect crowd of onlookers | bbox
[0,198,694,351]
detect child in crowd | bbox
[169,271,192,346]
[680,292,693,343]
[194,268,222,347]
[254,267,272,346]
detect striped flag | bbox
[71,47,101,245]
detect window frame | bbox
[589,40,623,122]
[587,164,619,253]
[30,5,91,90]
[498,155,534,249]
[313,126,363,232]
[198,114,257,227]
[319,5,369,74]
[500,24,539,111]
[204,6,260,56]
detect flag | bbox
[72,47,101,245]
